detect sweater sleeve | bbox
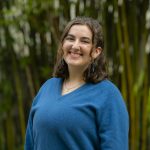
[97,87,129,150]
[24,94,38,150]
[24,109,34,150]
[24,79,50,150]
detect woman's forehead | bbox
[67,25,92,38]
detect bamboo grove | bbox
[0,0,150,149]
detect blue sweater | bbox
[25,78,129,150]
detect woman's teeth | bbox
[69,51,82,56]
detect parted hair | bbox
[53,16,108,83]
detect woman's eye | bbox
[82,40,89,43]
[66,37,74,41]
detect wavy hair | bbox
[53,16,108,83]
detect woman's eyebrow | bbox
[81,37,91,40]
[80,36,92,42]
[66,34,74,37]
[67,34,91,40]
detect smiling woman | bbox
[24,16,129,150]
[53,17,107,83]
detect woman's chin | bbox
[67,62,81,67]
[65,58,80,66]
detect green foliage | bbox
[0,0,149,149]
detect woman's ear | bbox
[92,47,102,59]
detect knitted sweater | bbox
[25,78,129,150]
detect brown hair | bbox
[53,16,108,83]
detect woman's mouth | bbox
[68,51,83,57]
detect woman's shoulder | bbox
[95,79,127,111]
[44,77,61,83]
[95,79,123,99]
[41,77,61,87]
[33,77,61,97]
[31,77,61,105]
[96,79,119,91]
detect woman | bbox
[25,16,129,150]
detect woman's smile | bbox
[68,50,83,58]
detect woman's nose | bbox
[72,40,80,50]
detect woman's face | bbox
[62,24,100,71]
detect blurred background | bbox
[0,0,150,149]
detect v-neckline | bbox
[57,78,88,99]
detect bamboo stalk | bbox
[0,124,5,150]
[113,0,127,101]
[120,0,136,149]
[5,113,15,150]
[141,50,149,150]
[25,66,35,99]
[11,53,25,142]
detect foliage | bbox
[0,0,150,149]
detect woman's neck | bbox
[68,67,84,82]
[62,70,85,95]
[67,67,85,83]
